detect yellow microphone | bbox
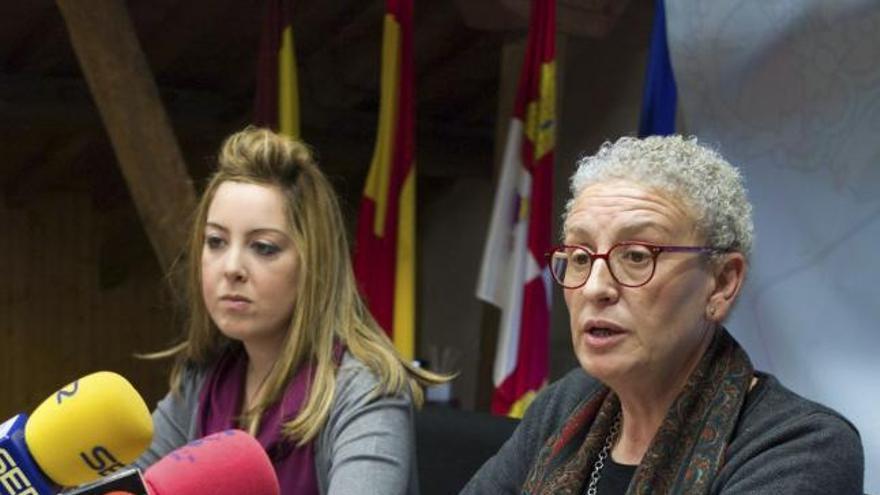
[24,371,153,487]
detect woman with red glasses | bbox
[463,135,863,494]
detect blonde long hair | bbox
[157,126,445,444]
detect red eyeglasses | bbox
[547,242,728,288]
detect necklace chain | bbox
[585,412,621,495]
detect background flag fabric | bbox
[353,0,416,360]
[638,0,677,137]
[476,0,555,417]
[254,0,300,138]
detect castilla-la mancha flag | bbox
[253,0,300,138]
[476,0,556,417]
[354,0,416,360]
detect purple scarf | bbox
[197,347,333,495]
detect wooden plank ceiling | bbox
[0,1,500,188]
[0,0,628,203]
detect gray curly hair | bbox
[566,135,754,258]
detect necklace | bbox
[584,412,622,495]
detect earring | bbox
[708,306,716,317]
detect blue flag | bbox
[639,0,677,136]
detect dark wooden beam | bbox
[454,0,630,37]
[3,132,94,208]
[0,74,241,135]
[55,0,196,272]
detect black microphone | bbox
[61,468,148,494]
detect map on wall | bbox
[667,1,880,491]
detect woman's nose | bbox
[579,258,619,305]
[222,248,248,282]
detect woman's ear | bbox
[706,252,747,322]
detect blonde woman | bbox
[137,127,444,494]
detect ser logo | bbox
[55,380,80,404]
[0,448,39,495]
[80,446,125,476]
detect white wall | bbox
[667,1,880,490]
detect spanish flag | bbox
[476,0,555,417]
[353,0,416,360]
[254,0,300,138]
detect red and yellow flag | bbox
[254,0,300,138]
[475,0,555,417]
[353,0,416,360]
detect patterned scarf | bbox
[522,328,753,495]
[197,345,343,495]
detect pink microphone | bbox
[143,430,280,495]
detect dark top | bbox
[461,371,864,494]
[594,458,637,494]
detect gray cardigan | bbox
[135,353,418,495]
[462,369,864,494]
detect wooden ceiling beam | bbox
[3,132,95,208]
[0,74,240,132]
[454,0,630,38]
[55,0,197,273]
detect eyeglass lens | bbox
[550,244,656,288]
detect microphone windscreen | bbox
[25,371,153,487]
[144,430,280,495]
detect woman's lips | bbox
[220,295,252,310]
[581,320,628,350]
